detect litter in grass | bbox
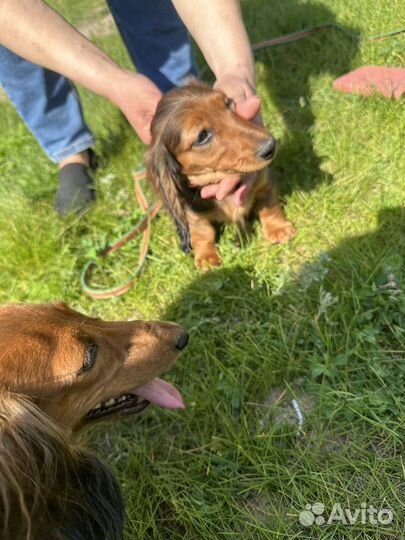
[291,398,304,433]
[256,381,316,435]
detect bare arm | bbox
[0,0,161,143]
[171,0,256,101]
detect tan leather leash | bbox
[254,23,405,51]
[81,168,161,299]
[251,23,405,52]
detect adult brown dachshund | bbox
[0,302,188,540]
[146,81,296,270]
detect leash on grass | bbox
[81,168,162,299]
[251,24,405,52]
[81,24,405,299]
[199,23,405,77]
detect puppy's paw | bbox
[264,221,296,244]
[194,250,221,271]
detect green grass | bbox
[1,0,405,538]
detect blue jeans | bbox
[0,0,197,162]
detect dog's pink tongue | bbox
[134,378,185,409]
[233,183,248,207]
[200,176,241,201]
[200,176,252,207]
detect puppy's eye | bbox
[225,97,235,110]
[80,342,98,374]
[194,129,213,146]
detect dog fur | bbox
[146,81,296,270]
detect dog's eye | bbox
[194,129,213,146]
[225,97,235,110]
[80,342,98,373]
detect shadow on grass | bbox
[224,0,360,198]
[97,208,404,538]
[154,207,404,534]
[163,206,404,410]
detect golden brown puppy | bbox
[146,80,296,270]
[0,302,188,540]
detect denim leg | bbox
[0,46,94,162]
[106,0,198,92]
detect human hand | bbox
[109,71,162,144]
[214,72,255,101]
[215,72,262,125]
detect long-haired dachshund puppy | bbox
[146,80,296,269]
[0,302,188,540]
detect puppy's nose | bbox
[256,137,276,160]
[175,331,189,351]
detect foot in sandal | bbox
[55,149,97,214]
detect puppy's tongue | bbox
[233,183,248,207]
[134,378,185,409]
[200,176,241,201]
[199,176,252,207]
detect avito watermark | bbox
[299,502,393,527]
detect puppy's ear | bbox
[149,144,191,253]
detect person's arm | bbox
[171,0,256,103]
[0,0,161,143]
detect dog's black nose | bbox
[257,137,276,160]
[175,331,189,351]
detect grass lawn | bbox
[1,0,405,538]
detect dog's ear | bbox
[148,144,191,253]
